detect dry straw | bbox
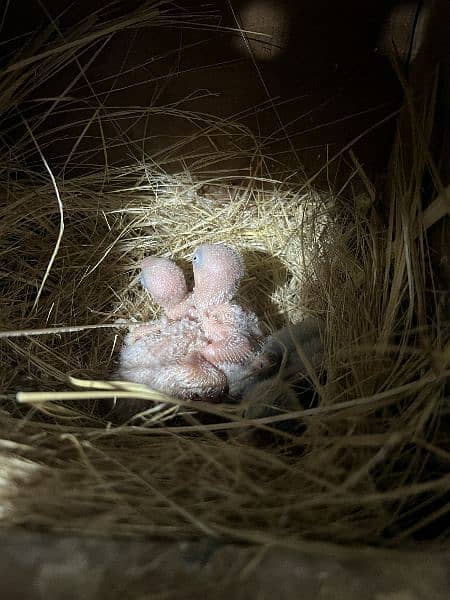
[0,2,449,550]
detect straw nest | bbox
[1,4,449,550]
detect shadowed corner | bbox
[176,256,195,291]
[240,248,291,332]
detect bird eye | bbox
[192,248,203,267]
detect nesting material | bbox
[0,7,449,552]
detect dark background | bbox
[1,0,411,185]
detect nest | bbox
[0,3,449,550]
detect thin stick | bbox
[0,323,132,339]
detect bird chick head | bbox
[140,256,187,309]
[192,244,244,308]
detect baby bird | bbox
[191,244,265,391]
[117,244,264,404]
[128,256,194,343]
[141,256,195,321]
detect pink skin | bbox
[119,349,228,401]
[131,257,195,342]
[120,256,227,399]
[192,244,244,309]
[192,245,263,371]
[118,245,264,401]
[141,257,195,321]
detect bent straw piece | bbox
[422,186,450,231]
[67,375,157,392]
[21,117,65,312]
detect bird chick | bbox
[191,244,265,391]
[192,243,244,309]
[129,256,194,342]
[141,256,196,320]
[229,316,324,398]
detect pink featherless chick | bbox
[118,256,227,401]
[129,256,195,342]
[192,244,265,393]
